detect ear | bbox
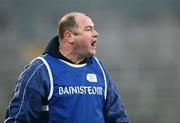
[64,31,74,44]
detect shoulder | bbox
[29,57,45,68]
[18,57,50,96]
[92,56,102,64]
[19,57,47,80]
[92,56,106,69]
[28,58,45,71]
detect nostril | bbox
[93,33,98,38]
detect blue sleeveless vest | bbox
[40,54,107,123]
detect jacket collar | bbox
[43,36,90,64]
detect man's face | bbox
[72,14,99,58]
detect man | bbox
[5,12,130,123]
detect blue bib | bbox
[41,54,107,123]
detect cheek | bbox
[74,34,92,49]
[74,39,88,51]
[79,37,91,47]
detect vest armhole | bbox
[93,56,107,100]
[35,57,54,101]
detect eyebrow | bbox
[84,25,95,29]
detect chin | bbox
[89,51,96,56]
[81,50,96,58]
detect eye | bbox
[84,26,94,32]
[86,27,93,31]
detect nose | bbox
[93,29,99,37]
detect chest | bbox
[44,58,105,99]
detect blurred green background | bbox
[1,0,180,122]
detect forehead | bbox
[75,14,95,28]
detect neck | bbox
[59,42,85,64]
[60,49,85,64]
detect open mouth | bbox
[91,41,96,47]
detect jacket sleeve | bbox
[100,64,130,123]
[4,59,49,123]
